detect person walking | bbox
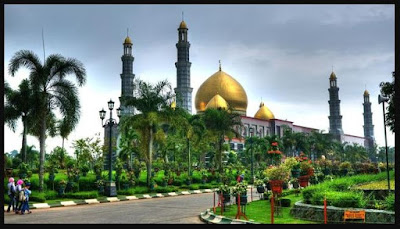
[6,177,16,212]
[15,179,24,214]
[20,182,32,215]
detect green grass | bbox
[353,179,395,190]
[215,194,316,224]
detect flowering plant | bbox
[300,161,313,175]
[264,166,290,181]
[232,181,248,196]
[218,184,231,195]
[267,142,282,163]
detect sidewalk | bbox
[4,188,218,211]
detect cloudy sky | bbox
[4,4,395,156]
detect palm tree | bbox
[4,79,34,163]
[58,114,79,151]
[202,107,242,173]
[9,50,86,192]
[120,79,174,187]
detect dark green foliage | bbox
[63,191,98,199]
[188,184,200,190]
[44,190,58,200]
[154,186,179,193]
[281,198,291,207]
[30,192,46,202]
[385,193,394,211]
[77,175,97,191]
[199,184,213,189]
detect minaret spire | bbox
[363,88,375,151]
[328,70,343,141]
[175,17,192,113]
[182,11,184,21]
[219,60,221,71]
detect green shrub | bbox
[302,185,323,203]
[117,188,136,196]
[385,193,394,211]
[44,190,58,200]
[78,175,97,191]
[199,184,213,189]
[154,186,178,193]
[4,194,10,204]
[64,191,98,199]
[188,184,200,190]
[30,192,46,202]
[134,186,150,194]
[329,191,365,208]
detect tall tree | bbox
[379,71,395,132]
[9,50,86,192]
[4,79,34,163]
[120,79,174,187]
[202,107,242,173]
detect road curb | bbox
[199,208,258,224]
[4,188,219,211]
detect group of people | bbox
[7,177,32,215]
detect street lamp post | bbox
[249,127,254,184]
[99,99,121,197]
[378,94,390,193]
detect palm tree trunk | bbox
[21,117,27,163]
[39,115,47,192]
[147,126,153,187]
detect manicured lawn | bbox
[353,179,395,190]
[215,194,317,224]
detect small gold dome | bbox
[364,90,369,96]
[254,102,275,120]
[195,68,248,115]
[205,94,229,110]
[124,36,132,44]
[330,71,337,80]
[179,21,188,29]
[171,100,176,110]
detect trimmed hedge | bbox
[63,191,98,199]
[30,192,46,202]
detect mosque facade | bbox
[117,19,375,158]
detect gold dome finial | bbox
[364,90,369,96]
[330,71,336,80]
[254,102,275,120]
[124,28,132,44]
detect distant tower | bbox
[119,33,135,116]
[328,71,344,140]
[363,90,375,150]
[174,18,193,113]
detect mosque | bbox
[114,19,375,158]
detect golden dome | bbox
[195,68,248,115]
[364,90,369,96]
[330,71,337,80]
[205,93,229,110]
[254,102,275,120]
[124,36,132,44]
[179,21,188,29]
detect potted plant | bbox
[233,181,248,205]
[218,184,231,203]
[290,178,299,189]
[267,142,283,165]
[320,159,332,175]
[339,161,351,176]
[265,166,290,194]
[283,157,301,178]
[254,179,265,193]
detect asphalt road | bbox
[4,188,261,224]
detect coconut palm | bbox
[9,50,86,192]
[120,79,174,187]
[4,79,34,163]
[58,114,79,151]
[202,107,242,173]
